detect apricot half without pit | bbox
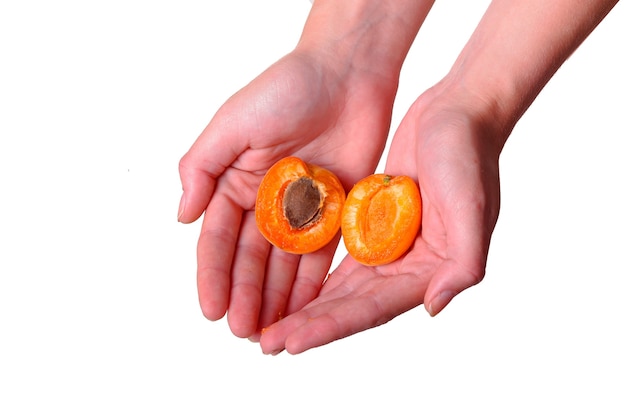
[255,156,346,254]
[341,174,422,266]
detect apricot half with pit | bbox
[255,156,346,254]
[341,174,422,266]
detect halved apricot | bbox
[341,174,422,266]
[255,156,346,254]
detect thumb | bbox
[177,158,215,224]
[423,188,498,316]
[424,259,485,317]
[177,115,246,223]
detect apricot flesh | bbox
[341,174,422,266]
[255,156,345,254]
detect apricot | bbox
[255,156,346,254]
[341,174,422,266]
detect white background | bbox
[1,1,624,415]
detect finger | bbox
[320,254,361,293]
[423,260,478,317]
[284,233,341,315]
[251,234,340,342]
[251,247,299,342]
[259,297,341,355]
[424,193,496,316]
[259,266,363,355]
[261,272,429,355]
[178,159,215,224]
[296,273,429,354]
[178,110,251,223]
[227,211,271,338]
[196,192,242,321]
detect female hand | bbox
[258,0,618,354]
[178,49,398,339]
[259,85,504,354]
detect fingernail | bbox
[177,193,186,222]
[270,349,284,356]
[427,290,457,317]
[262,347,284,356]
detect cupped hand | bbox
[260,86,504,354]
[178,50,399,339]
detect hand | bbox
[178,50,399,339]
[259,85,503,354]
[257,0,618,355]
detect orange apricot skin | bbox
[341,174,422,266]
[255,156,346,254]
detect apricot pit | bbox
[283,177,323,229]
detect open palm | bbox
[178,50,400,338]
[260,90,504,354]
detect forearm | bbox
[445,0,619,149]
[297,0,434,84]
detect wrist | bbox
[441,0,618,151]
[414,74,512,157]
[296,0,433,85]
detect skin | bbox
[179,0,434,339]
[178,0,618,353]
